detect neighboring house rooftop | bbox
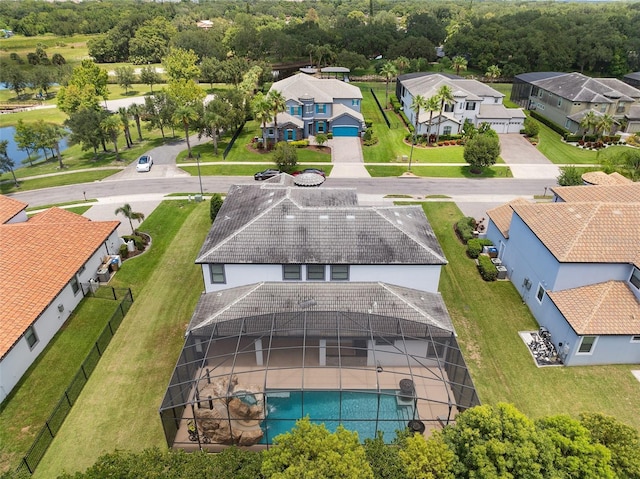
[270,73,362,104]
[514,72,565,83]
[197,184,446,265]
[187,282,455,336]
[399,73,503,101]
[0,208,119,359]
[477,104,527,120]
[486,198,531,238]
[551,183,640,203]
[581,171,632,186]
[511,202,640,265]
[627,105,640,120]
[623,72,640,82]
[0,195,27,223]
[547,281,640,335]
[528,72,640,103]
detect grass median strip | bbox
[366,165,512,178]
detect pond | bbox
[0,125,69,170]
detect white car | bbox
[135,155,153,172]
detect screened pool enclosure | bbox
[159,282,479,450]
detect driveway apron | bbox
[327,137,370,178]
[498,134,561,180]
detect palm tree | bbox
[485,65,501,83]
[393,56,410,74]
[203,99,230,156]
[408,95,427,170]
[579,110,597,141]
[424,96,440,142]
[101,115,122,160]
[380,62,397,108]
[128,103,144,142]
[452,56,468,76]
[595,114,615,139]
[251,92,273,150]
[0,140,19,187]
[118,107,132,148]
[172,106,199,158]
[114,203,145,235]
[267,90,286,144]
[435,85,455,144]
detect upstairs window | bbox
[465,102,477,111]
[25,326,39,349]
[352,99,360,106]
[444,103,454,112]
[316,104,326,113]
[283,265,301,281]
[630,267,640,290]
[210,264,226,284]
[304,104,314,115]
[536,284,545,303]
[307,265,325,281]
[70,275,80,295]
[330,265,349,281]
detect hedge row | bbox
[478,255,498,281]
[529,111,569,137]
[467,238,494,259]
[455,217,477,244]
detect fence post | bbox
[65,391,72,407]
[45,422,54,438]
[95,341,101,356]
[112,287,117,301]
[22,457,33,474]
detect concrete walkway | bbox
[326,137,370,178]
[498,134,561,180]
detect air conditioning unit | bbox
[523,278,532,290]
[57,303,64,312]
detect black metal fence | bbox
[223,122,245,160]
[370,88,391,128]
[16,287,134,475]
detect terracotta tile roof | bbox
[552,183,640,203]
[511,202,640,264]
[581,171,632,186]
[547,281,640,335]
[486,198,531,238]
[0,208,119,359]
[0,195,27,224]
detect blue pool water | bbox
[260,390,414,444]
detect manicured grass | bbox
[424,202,640,431]
[0,170,119,194]
[34,200,210,478]
[0,107,68,127]
[26,199,97,211]
[0,298,120,472]
[180,164,333,177]
[366,165,512,178]
[490,83,519,108]
[0,33,92,64]
[533,118,600,165]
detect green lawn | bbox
[533,118,604,165]
[424,201,640,430]
[181,164,333,177]
[0,298,120,473]
[367,165,511,178]
[33,201,210,478]
[0,170,120,194]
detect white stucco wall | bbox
[6,210,28,224]
[0,232,120,402]
[202,263,442,293]
[366,339,439,367]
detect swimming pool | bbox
[260,390,414,443]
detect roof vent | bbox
[319,215,328,220]
[298,299,317,309]
[346,215,355,220]
[286,215,295,220]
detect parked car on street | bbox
[254,169,281,180]
[291,168,326,178]
[136,155,153,172]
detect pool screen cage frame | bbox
[159,310,479,449]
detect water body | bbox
[0,126,69,170]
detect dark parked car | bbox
[291,168,326,178]
[254,169,281,180]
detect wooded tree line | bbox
[2,405,635,479]
[1,0,638,77]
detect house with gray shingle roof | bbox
[159,183,479,449]
[263,74,364,141]
[485,183,640,366]
[396,73,526,136]
[196,182,447,294]
[511,72,640,134]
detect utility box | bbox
[491,258,502,266]
[496,265,507,280]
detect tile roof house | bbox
[511,72,640,134]
[0,196,121,402]
[485,183,640,366]
[159,183,478,450]
[396,73,526,135]
[263,74,364,141]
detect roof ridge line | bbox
[579,281,614,333]
[379,283,450,331]
[374,207,447,264]
[563,203,599,261]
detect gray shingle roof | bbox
[196,184,446,265]
[400,74,503,100]
[531,72,640,103]
[270,74,362,103]
[477,104,526,120]
[187,282,455,335]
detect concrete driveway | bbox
[498,134,561,179]
[326,137,370,178]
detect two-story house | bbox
[511,72,640,134]
[159,180,479,450]
[396,72,526,136]
[263,74,365,141]
[485,183,640,366]
[0,196,121,402]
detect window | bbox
[351,99,360,106]
[565,119,571,128]
[210,264,226,284]
[25,326,38,349]
[316,121,325,133]
[330,265,349,281]
[443,126,452,136]
[465,102,476,111]
[304,104,314,115]
[536,284,545,302]
[617,102,625,113]
[557,98,562,107]
[316,104,326,113]
[70,275,80,295]
[538,89,543,98]
[307,264,325,281]
[631,336,640,343]
[600,104,607,113]
[283,265,301,280]
[577,336,597,354]
[268,128,274,135]
[630,268,640,290]
[444,103,454,113]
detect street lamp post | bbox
[196,153,203,197]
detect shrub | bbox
[363,136,378,146]
[210,193,223,223]
[455,217,476,244]
[467,239,493,259]
[123,234,144,251]
[363,128,373,141]
[530,111,569,137]
[478,255,498,281]
[327,133,333,139]
[390,96,401,113]
[523,117,539,137]
[365,120,373,128]
[119,244,129,259]
[400,111,413,132]
[289,139,309,148]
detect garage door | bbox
[332,126,359,137]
